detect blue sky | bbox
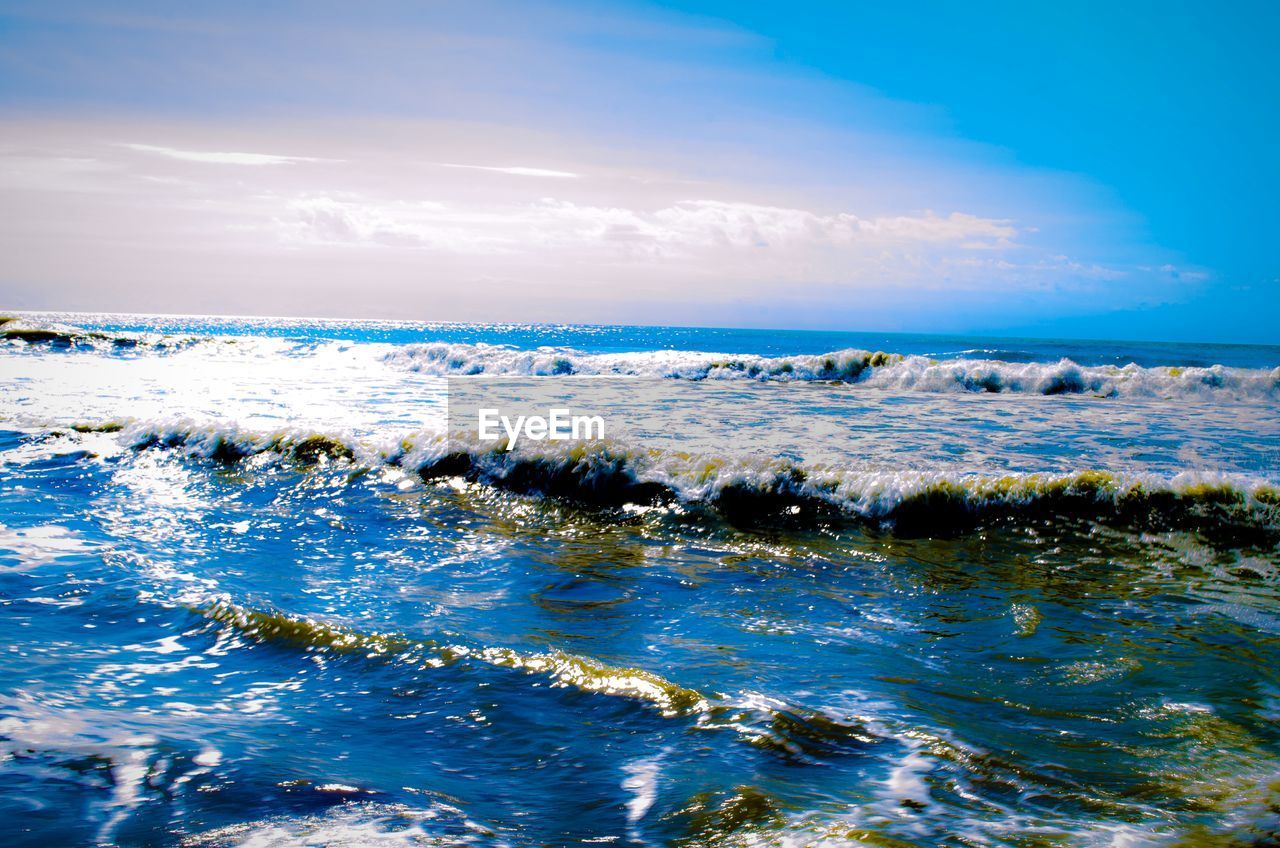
[0,0,1276,342]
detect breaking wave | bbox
[403,438,1280,537]
[55,419,1280,537]
[383,342,1280,399]
[8,314,1277,399]
[0,314,203,352]
[384,343,900,382]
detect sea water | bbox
[1,312,1278,846]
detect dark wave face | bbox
[1,314,1279,847]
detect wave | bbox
[182,802,499,848]
[70,419,1280,538]
[407,440,1280,538]
[199,602,710,718]
[192,600,1188,826]
[1,314,202,352]
[383,342,1280,399]
[384,342,900,381]
[9,315,1277,399]
[122,421,358,464]
[195,602,911,769]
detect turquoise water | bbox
[1,313,1279,846]
[37,311,1280,367]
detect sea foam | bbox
[46,419,1277,535]
[384,342,1280,399]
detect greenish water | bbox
[1,314,1278,846]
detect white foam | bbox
[621,752,665,829]
[184,801,500,847]
[14,421,1276,530]
[0,524,100,572]
[384,343,1280,400]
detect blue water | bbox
[2,313,1279,847]
[37,310,1280,368]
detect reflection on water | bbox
[2,317,1278,846]
[1,436,1278,845]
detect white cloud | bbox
[0,155,121,192]
[279,197,431,247]
[438,163,580,179]
[120,143,321,166]
[277,195,1018,256]
[644,201,1016,249]
[0,120,1189,328]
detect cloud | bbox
[0,155,122,192]
[120,143,322,166]
[0,120,1197,333]
[644,201,1016,249]
[438,163,580,179]
[278,195,1018,255]
[279,197,433,247]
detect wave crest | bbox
[406,438,1280,536]
[94,420,1280,536]
[383,342,1280,399]
[1,314,202,352]
[199,602,711,717]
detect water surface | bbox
[1,313,1278,846]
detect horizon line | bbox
[4,306,1278,351]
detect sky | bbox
[0,0,1276,342]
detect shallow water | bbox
[1,313,1278,846]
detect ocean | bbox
[1,311,1279,847]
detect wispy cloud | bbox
[0,120,1198,332]
[438,163,580,179]
[279,196,1016,253]
[120,143,322,166]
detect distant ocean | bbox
[2,311,1279,846]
